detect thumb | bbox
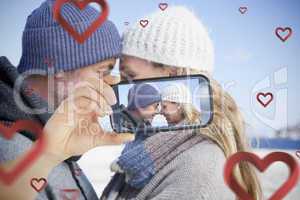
[104,75,120,85]
[93,132,134,147]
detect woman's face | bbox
[120,55,172,80]
[161,101,183,125]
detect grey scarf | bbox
[101,124,205,200]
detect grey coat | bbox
[0,56,98,200]
[101,139,235,200]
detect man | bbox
[0,1,133,199]
[123,84,161,131]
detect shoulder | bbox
[167,138,226,174]
[162,138,234,199]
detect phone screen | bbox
[110,74,213,135]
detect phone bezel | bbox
[110,74,214,135]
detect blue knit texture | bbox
[117,140,156,189]
[18,0,121,74]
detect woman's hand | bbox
[43,75,134,164]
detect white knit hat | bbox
[122,6,214,73]
[161,83,192,104]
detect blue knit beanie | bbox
[127,84,161,111]
[18,0,121,74]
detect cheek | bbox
[169,105,177,112]
[170,105,181,115]
[146,107,154,114]
[165,107,173,114]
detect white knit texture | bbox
[161,83,192,104]
[122,6,214,73]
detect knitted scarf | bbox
[108,123,205,191]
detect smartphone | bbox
[110,74,213,136]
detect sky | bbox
[0,0,300,137]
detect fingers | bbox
[69,86,112,116]
[82,77,117,105]
[104,75,120,86]
[93,132,135,146]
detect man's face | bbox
[120,55,171,80]
[55,58,117,103]
[137,102,160,123]
[161,101,182,125]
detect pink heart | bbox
[239,7,247,14]
[140,20,149,28]
[30,178,47,192]
[159,3,168,11]
[275,27,292,42]
[257,92,273,108]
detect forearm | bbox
[0,151,61,200]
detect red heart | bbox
[53,0,109,44]
[256,92,273,108]
[60,189,80,200]
[239,7,247,14]
[140,20,149,28]
[159,3,168,11]
[224,152,299,200]
[275,27,292,42]
[0,121,46,185]
[30,177,47,192]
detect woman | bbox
[161,83,201,126]
[101,6,262,200]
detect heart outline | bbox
[159,3,168,11]
[275,27,292,42]
[256,92,273,108]
[0,120,46,185]
[224,152,299,200]
[140,20,149,28]
[53,0,109,44]
[239,7,247,14]
[30,177,47,192]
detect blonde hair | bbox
[154,63,262,200]
[180,103,201,125]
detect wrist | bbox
[42,138,66,166]
[42,149,65,167]
[42,128,69,165]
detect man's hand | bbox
[43,75,134,163]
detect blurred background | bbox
[1,0,300,199]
